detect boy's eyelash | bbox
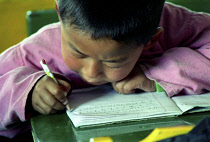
[68,46,86,58]
[70,51,86,58]
[104,64,122,69]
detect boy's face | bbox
[61,25,145,85]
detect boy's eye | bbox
[67,42,87,59]
[106,65,121,69]
[68,47,86,58]
[103,59,127,69]
[104,63,123,69]
[70,52,86,58]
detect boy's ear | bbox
[55,0,61,21]
[144,27,163,50]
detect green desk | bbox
[31,111,210,142]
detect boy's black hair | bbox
[58,0,165,46]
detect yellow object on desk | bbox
[140,125,195,142]
[90,137,113,142]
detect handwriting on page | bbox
[73,95,164,115]
[68,85,168,115]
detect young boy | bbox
[0,0,210,139]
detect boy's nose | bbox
[82,59,102,78]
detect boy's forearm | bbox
[140,47,210,97]
[0,67,45,138]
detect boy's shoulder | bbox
[161,2,209,30]
[34,22,61,37]
[163,2,193,15]
[164,2,190,11]
[18,22,62,60]
[22,22,61,47]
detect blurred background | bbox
[0,0,209,54]
[0,0,54,53]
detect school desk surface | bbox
[31,111,210,142]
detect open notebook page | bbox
[172,92,210,113]
[67,85,183,127]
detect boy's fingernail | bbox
[66,104,71,110]
[64,92,68,97]
[63,99,68,105]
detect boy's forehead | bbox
[63,25,112,43]
[62,25,139,48]
[61,25,142,61]
[62,25,129,50]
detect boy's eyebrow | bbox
[68,42,127,63]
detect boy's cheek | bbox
[62,54,81,72]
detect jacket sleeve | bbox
[0,41,91,138]
[140,5,210,97]
[0,45,45,138]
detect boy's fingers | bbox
[36,94,57,114]
[32,75,71,114]
[35,105,48,115]
[40,89,66,111]
[113,80,133,94]
[143,80,156,92]
[57,79,72,94]
[112,82,120,93]
[46,79,69,104]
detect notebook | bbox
[66,85,210,127]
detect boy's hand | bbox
[32,75,71,114]
[112,65,156,94]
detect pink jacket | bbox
[0,3,210,138]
